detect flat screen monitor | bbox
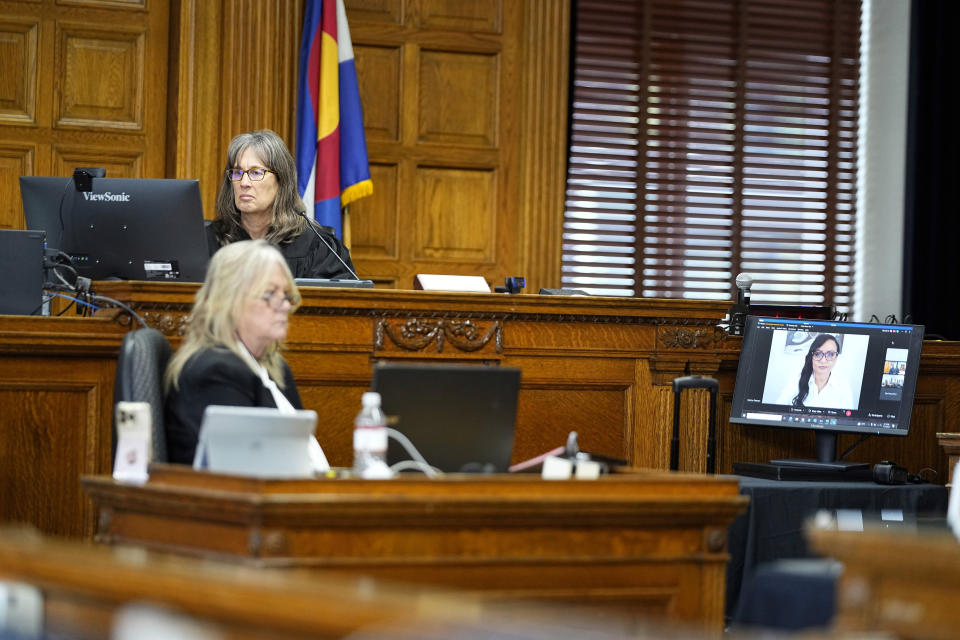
[371,363,521,473]
[20,176,209,282]
[729,316,924,472]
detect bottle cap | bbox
[361,391,381,407]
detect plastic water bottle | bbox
[353,392,392,478]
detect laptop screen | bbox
[371,363,521,473]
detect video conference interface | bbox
[730,317,925,436]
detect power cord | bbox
[838,433,871,461]
[91,292,147,328]
[39,249,147,327]
[385,427,441,477]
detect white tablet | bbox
[193,405,317,478]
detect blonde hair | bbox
[210,129,308,246]
[165,239,300,391]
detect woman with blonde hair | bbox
[164,239,321,465]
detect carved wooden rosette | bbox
[99,300,191,337]
[140,311,190,336]
[657,325,721,350]
[375,316,502,354]
[649,322,729,385]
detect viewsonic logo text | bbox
[82,192,131,202]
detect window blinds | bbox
[563,0,861,310]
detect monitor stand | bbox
[734,430,871,481]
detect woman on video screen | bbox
[777,333,854,410]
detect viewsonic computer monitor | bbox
[20,176,209,282]
[729,316,924,474]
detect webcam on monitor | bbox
[72,167,106,192]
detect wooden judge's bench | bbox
[1,282,959,543]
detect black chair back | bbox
[113,328,174,463]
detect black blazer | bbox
[164,346,303,465]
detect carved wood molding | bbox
[298,305,723,327]
[96,300,190,337]
[657,326,723,350]
[375,317,502,354]
[141,311,189,337]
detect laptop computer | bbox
[371,363,521,473]
[193,406,317,478]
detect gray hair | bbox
[165,239,300,391]
[211,129,308,245]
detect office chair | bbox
[113,327,173,463]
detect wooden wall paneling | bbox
[517,0,569,292]
[170,0,301,217]
[349,38,404,285]
[413,166,495,261]
[3,0,170,237]
[1,12,45,231]
[353,43,402,142]
[218,0,300,152]
[417,49,499,147]
[55,21,147,130]
[0,16,39,127]
[168,0,225,218]
[52,143,142,177]
[50,3,168,176]
[346,0,403,25]
[347,0,526,289]
[512,358,634,464]
[0,315,125,539]
[416,0,500,31]
[350,162,399,260]
[0,143,36,229]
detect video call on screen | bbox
[731,317,924,435]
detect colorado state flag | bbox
[295,0,372,237]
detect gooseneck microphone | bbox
[296,210,362,280]
[729,272,754,336]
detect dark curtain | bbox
[903,0,960,340]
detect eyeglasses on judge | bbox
[260,289,300,309]
[226,167,275,182]
[812,350,839,361]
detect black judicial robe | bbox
[205,224,357,280]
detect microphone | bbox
[735,272,754,307]
[296,210,362,280]
[729,273,754,336]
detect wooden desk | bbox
[0,287,730,539]
[92,281,733,471]
[936,432,960,486]
[83,466,749,633]
[0,315,127,538]
[0,528,502,640]
[4,283,960,541]
[808,526,960,640]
